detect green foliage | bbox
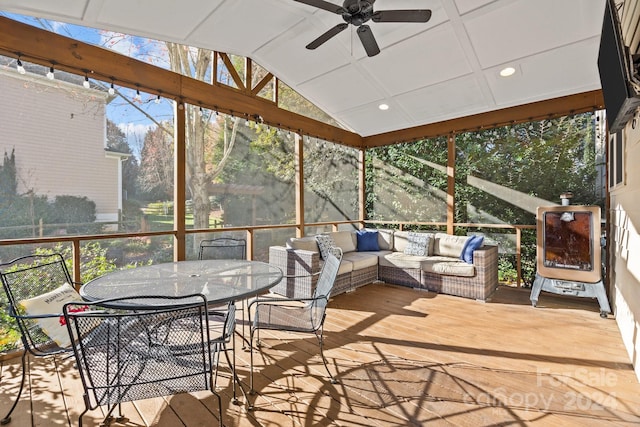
[0,242,119,352]
[107,119,140,198]
[51,195,96,223]
[0,149,17,200]
[365,113,602,286]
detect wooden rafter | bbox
[363,90,605,148]
[218,52,245,91]
[0,17,362,147]
[251,72,274,96]
[0,16,604,150]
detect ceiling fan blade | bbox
[372,10,432,23]
[357,25,380,57]
[293,0,345,14]
[306,23,349,50]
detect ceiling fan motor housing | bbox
[342,0,374,26]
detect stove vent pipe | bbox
[560,192,573,206]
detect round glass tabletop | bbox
[80,259,283,306]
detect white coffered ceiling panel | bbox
[485,38,603,107]
[397,74,487,124]
[0,0,607,137]
[0,0,87,20]
[189,0,301,55]
[365,23,471,96]
[95,0,224,41]
[464,0,605,68]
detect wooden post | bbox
[447,133,456,235]
[359,148,366,229]
[174,100,186,261]
[295,133,305,237]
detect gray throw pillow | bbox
[316,234,337,260]
[404,232,431,256]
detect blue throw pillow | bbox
[356,230,380,251]
[460,235,484,264]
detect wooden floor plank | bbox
[3,284,640,426]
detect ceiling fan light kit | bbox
[295,0,432,57]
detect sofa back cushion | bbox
[286,236,319,253]
[328,231,357,253]
[393,231,435,255]
[433,233,469,258]
[358,228,394,251]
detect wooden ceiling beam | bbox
[0,16,605,151]
[0,16,363,148]
[363,90,605,148]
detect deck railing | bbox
[0,221,537,287]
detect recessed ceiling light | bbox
[500,67,516,77]
[378,103,389,111]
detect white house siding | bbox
[608,0,640,383]
[610,120,640,383]
[0,69,119,226]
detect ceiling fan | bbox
[294,0,432,57]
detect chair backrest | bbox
[63,294,215,410]
[208,301,236,344]
[0,253,74,354]
[310,248,342,329]
[199,238,246,261]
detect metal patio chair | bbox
[0,253,81,425]
[199,237,249,343]
[63,294,224,427]
[198,238,247,262]
[248,248,342,404]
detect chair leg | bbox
[248,326,257,411]
[316,329,338,384]
[224,330,247,405]
[1,349,27,425]
[208,374,224,427]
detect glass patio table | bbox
[80,259,283,307]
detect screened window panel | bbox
[367,138,448,223]
[303,138,359,224]
[183,111,295,231]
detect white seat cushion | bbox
[379,252,429,269]
[343,251,379,270]
[422,257,476,277]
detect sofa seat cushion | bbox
[422,256,476,277]
[332,258,353,276]
[379,252,430,270]
[343,251,383,270]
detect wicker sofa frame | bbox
[269,242,499,301]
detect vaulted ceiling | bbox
[0,0,606,138]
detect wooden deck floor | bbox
[2,283,640,426]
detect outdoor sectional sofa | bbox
[268,229,499,301]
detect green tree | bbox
[107,119,139,198]
[0,149,17,200]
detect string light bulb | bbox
[198,106,204,117]
[155,94,161,104]
[46,66,54,80]
[134,88,141,102]
[16,58,26,75]
[83,75,90,89]
[108,82,115,96]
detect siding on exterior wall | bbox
[609,119,640,383]
[609,0,640,383]
[0,69,119,220]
